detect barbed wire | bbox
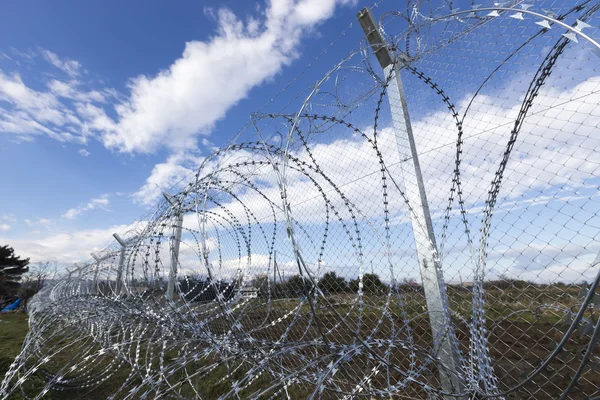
[3,0,600,398]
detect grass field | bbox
[0,313,28,376]
[0,312,50,400]
[1,283,599,399]
[0,312,139,400]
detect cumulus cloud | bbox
[102,0,355,154]
[131,152,198,206]
[2,2,597,286]
[0,0,357,199]
[0,222,138,266]
[110,0,357,206]
[63,194,111,219]
[160,72,600,284]
[78,148,90,156]
[0,0,356,202]
[0,224,11,231]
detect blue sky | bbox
[1,0,599,286]
[0,0,369,262]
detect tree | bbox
[393,277,422,293]
[251,274,269,297]
[19,261,53,306]
[0,245,29,294]
[318,272,348,294]
[285,274,314,298]
[349,273,388,295]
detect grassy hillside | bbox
[0,312,28,376]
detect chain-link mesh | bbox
[2,0,600,398]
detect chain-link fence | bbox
[2,0,600,398]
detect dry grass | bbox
[2,283,598,399]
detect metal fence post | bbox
[91,252,100,294]
[357,7,465,396]
[167,212,184,301]
[113,233,126,295]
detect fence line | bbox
[3,0,600,398]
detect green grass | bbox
[0,312,50,400]
[1,284,597,399]
[0,312,29,375]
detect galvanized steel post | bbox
[113,233,126,295]
[167,212,184,301]
[357,7,465,396]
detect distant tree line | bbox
[178,276,238,302]
[170,271,402,303]
[167,271,570,304]
[251,271,409,299]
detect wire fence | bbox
[3,0,600,398]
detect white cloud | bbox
[0,214,16,223]
[102,0,355,154]
[24,218,52,228]
[2,5,597,288]
[0,50,114,144]
[132,145,262,206]
[42,50,82,78]
[178,253,274,281]
[0,71,89,143]
[1,1,356,204]
[78,148,90,156]
[9,48,36,64]
[0,222,139,266]
[63,194,110,219]
[0,72,67,125]
[0,224,11,231]
[47,79,106,103]
[157,72,600,285]
[74,102,116,134]
[131,152,198,206]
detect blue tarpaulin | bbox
[1,298,20,312]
